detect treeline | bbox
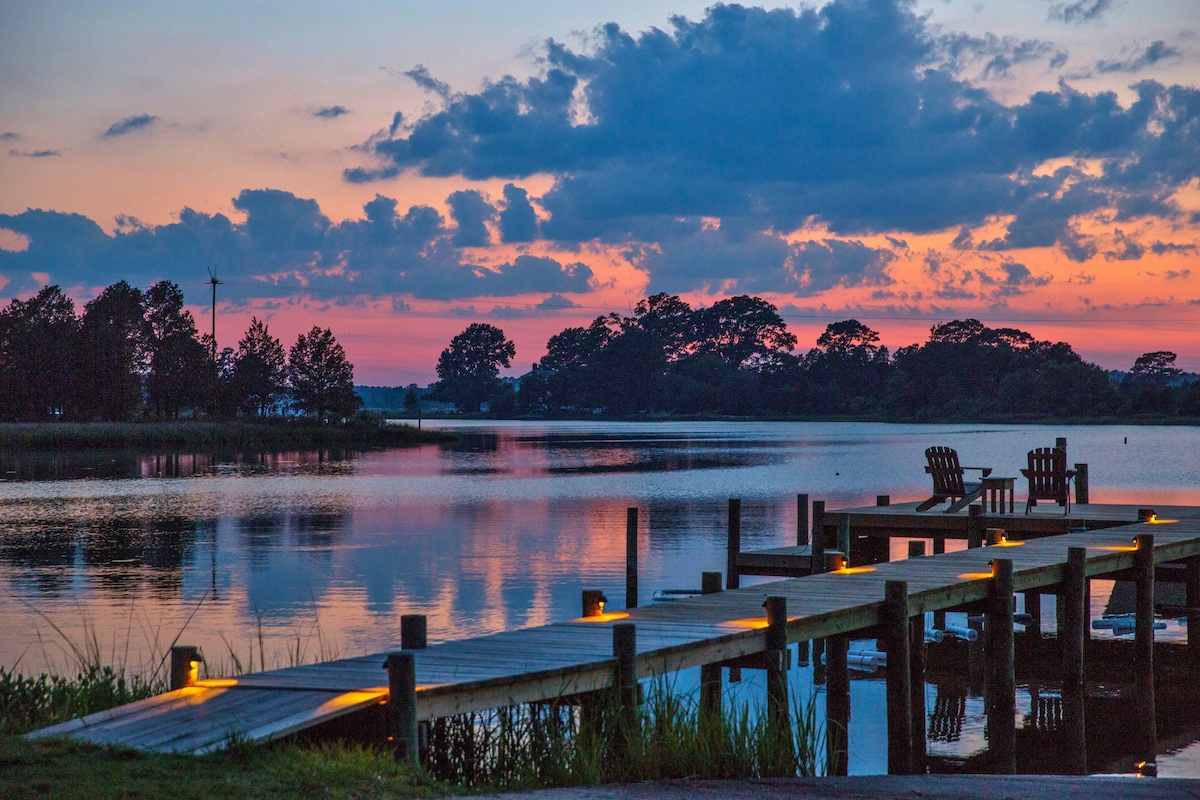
[435,293,1200,420]
[0,282,361,423]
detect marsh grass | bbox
[0,418,450,453]
[426,678,826,790]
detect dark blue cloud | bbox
[0,132,19,141]
[345,0,1198,269]
[9,149,60,158]
[447,189,496,247]
[102,114,158,139]
[0,190,593,302]
[1047,0,1117,24]
[498,184,538,242]
[1097,41,1181,73]
[312,105,350,118]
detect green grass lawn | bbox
[0,736,455,800]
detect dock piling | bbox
[626,508,639,608]
[613,623,638,739]
[700,572,723,716]
[1134,533,1157,768]
[967,505,984,549]
[385,651,418,766]
[1075,463,1089,505]
[811,501,826,575]
[797,493,810,546]
[987,558,1016,774]
[909,616,927,773]
[582,590,607,618]
[726,499,741,590]
[836,515,851,565]
[401,615,427,650]
[826,633,850,776]
[764,595,791,775]
[877,495,891,506]
[1062,546,1087,775]
[884,580,913,775]
[169,646,201,691]
[1187,557,1200,667]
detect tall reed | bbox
[425,678,825,790]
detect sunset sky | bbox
[2,0,1199,384]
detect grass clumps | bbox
[0,665,159,736]
[0,737,451,800]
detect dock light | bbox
[986,528,1006,546]
[1136,760,1158,777]
[1137,508,1157,523]
[582,590,608,618]
[169,645,203,691]
[825,552,846,572]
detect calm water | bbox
[2,420,1198,775]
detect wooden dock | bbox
[30,502,1200,774]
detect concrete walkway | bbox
[477,775,1200,800]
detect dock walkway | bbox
[30,503,1200,756]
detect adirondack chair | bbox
[916,446,992,513]
[1021,446,1075,514]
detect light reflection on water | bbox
[1,420,1199,774]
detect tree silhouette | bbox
[232,318,287,417]
[0,285,77,420]
[73,281,146,421]
[144,281,211,418]
[287,326,361,422]
[433,323,515,412]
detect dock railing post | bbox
[826,633,850,776]
[700,572,723,717]
[582,590,607,618]
[884,580,913,775]
[877,494,891,506]
[1134,533,1157,770]
[764,595,791,776]
[797,493,809,546]
[1074,464,1089,505]
[169,645,201,691]
[1062,546,1087,775]
[967,505,984,549]
[385,651,419,767]
[987,558,1016,774]
[726,499,741,590]
[626,507,639,608]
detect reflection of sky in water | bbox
[1,421,1198,774]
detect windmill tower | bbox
[206,267,221,360]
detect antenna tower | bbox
[206,267,221,360]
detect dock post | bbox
[884,580,913,775]
[401,615,427,650]
[169,645,201,691]
[910,616,927,773]
[1022,591,1041,661]
[764,595,791,775]
[987,558,1016,774]
[1134,533,1157,769]
[1187,557,1200,667]
[877,494,891,506]
[1074,464,1089,505]
[932,536,947,629]
[626,507,639,608]
[385,651,419,767]
[797,493,809,546]
[725,499,741,590]
[967,505,984,549]
[613,623,638,743]
[1062,546,1087,775]
[908,541,925,558]
[582,590,607,618]
[700,572,723,717]
[836,514,851,566]
[826,633,850,776]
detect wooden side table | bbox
[981,476,1015,514]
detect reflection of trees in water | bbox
[80,515,198,597]
[0,522,76,593]
[0,449,360,482]
[237,506,350,569]
[0,450,144,481]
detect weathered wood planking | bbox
[28,506,1200,754]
